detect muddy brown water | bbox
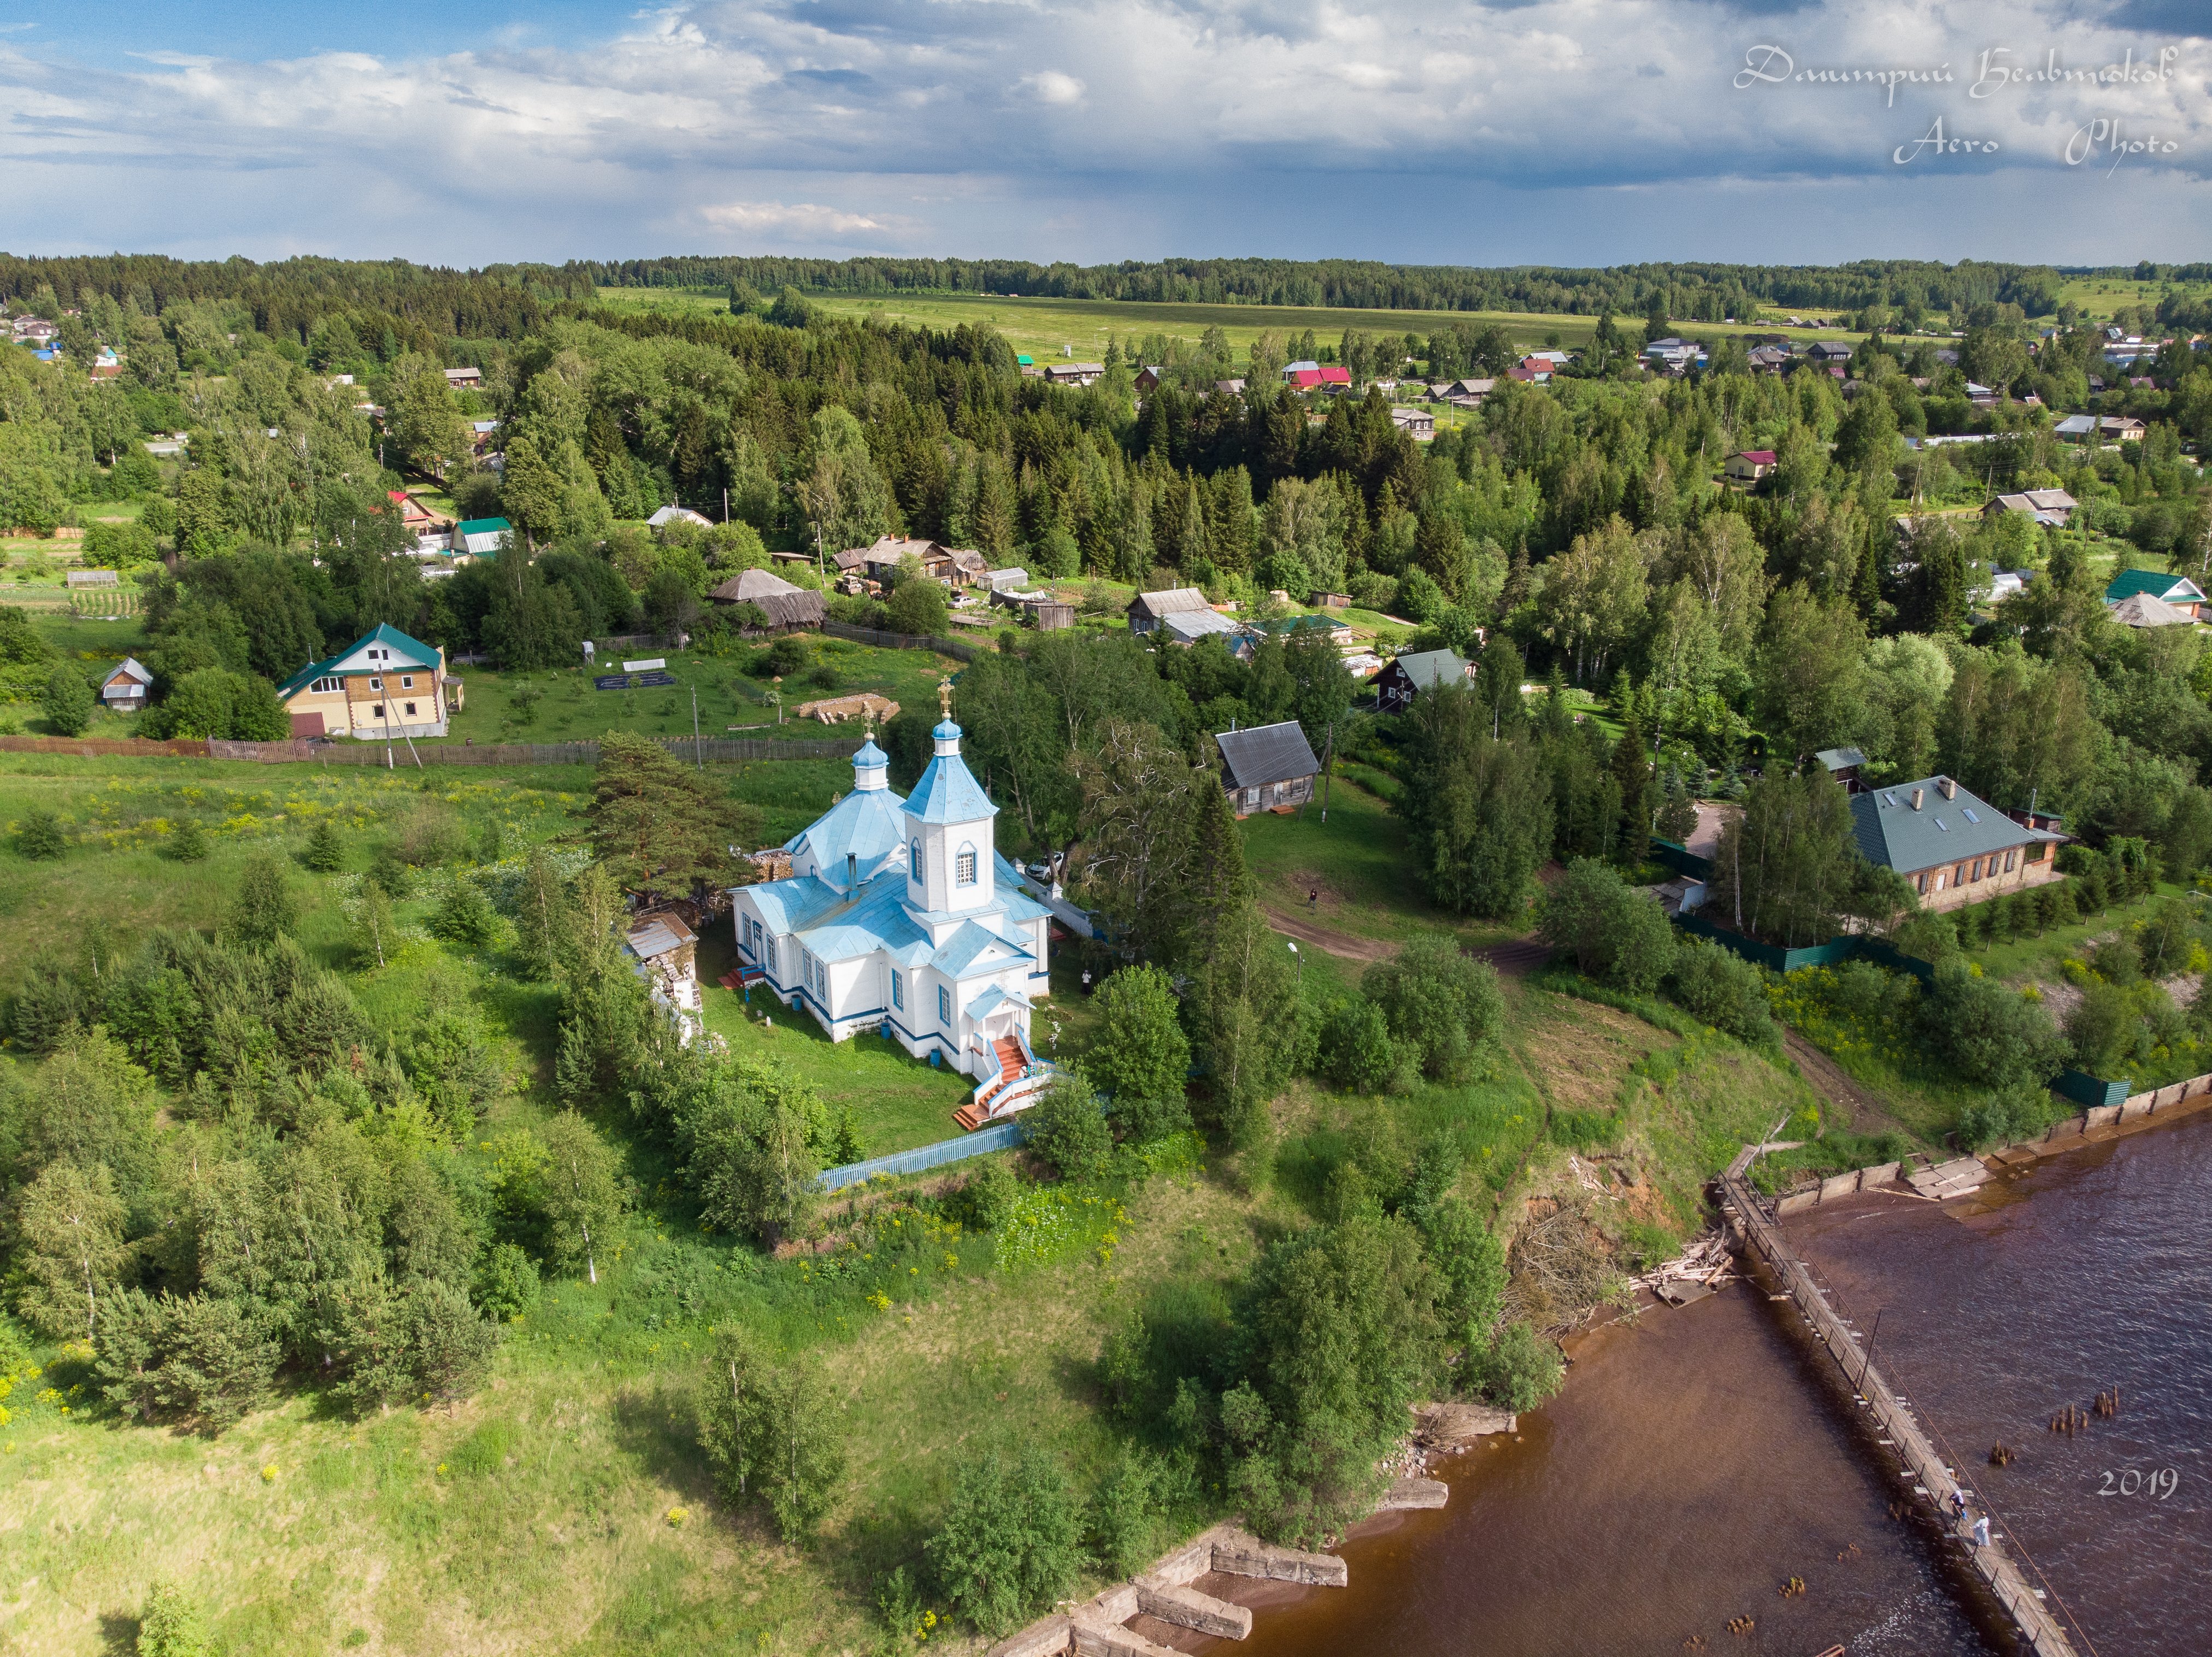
[1166,1277,1992,1656]
[1168,1113,2212,1657]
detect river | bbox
[1163,1113,2210,1657]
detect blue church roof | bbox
[907,742,998,825]
[786,783,908,880]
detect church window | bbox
[938,985,951,1024]
[891,972,904,1010]
[910,838,922,879]
[956,845,978,885]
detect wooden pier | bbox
[1717,1148,2081,1657]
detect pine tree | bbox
[1184,775,1256,960]
[1611,707,1654,853]
[302,818,345,873]
[230,850,299,947]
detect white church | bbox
[730,684,1058,1125]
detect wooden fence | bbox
[0,734,210,759]
[821,621,978,661]
[203,735,863,766]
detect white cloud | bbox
[0,2,2208,261]
[701,199,893,238]
[1021,69,1085,104]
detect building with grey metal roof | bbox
[1849,774,2065,913]
[1217,720,1320,816]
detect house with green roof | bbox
[2104,568,2206,618]
[1849,774,2064,913]
[450,517,513,562]
[276,623,450,741]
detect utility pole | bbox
[1318,716,1337,822]
[691,684,702,768]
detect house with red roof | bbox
[387,490,451,533]
[1723,449,1778,482]
[1283,364,1352,391]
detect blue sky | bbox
[3,2,2209,268]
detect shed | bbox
[451,518,513,560]
[1216,721,1321,817]
[99,655,152,709]
[648,504,714,530]
[1127,586,1213,634]
[1814,745,1867,792]
[1374,648,1470,714]
[1984,489,2077,528]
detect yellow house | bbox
[276,624,450,739]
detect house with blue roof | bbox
[730,683,1058,1125]
[275,623,450,740]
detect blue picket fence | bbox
[816,1117,1028,1191]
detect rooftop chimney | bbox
[1939,777,1957,800]
[1911,787,1925,811]
[846,851,858,891]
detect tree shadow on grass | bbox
[607,1378,717,1507]
[96,1611,139,1656]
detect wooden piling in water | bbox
[1716,1162,2081,1657]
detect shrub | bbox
[1317,996,1406,1094]
[473,1242,542,1320]
[1666,938,1773,1043]
[2063,980,2135,1079]
[430,882,499,950]
[14,807,66,860]
[750,636,808,678]
[1361,934,1504,1082]
[2136,898,2198,977]
[948,1157,1021,1231]
[367,844,414,898]
[886,577,949,637]
[1024,1070,1111,1182]
[165,816,209,862]
[136,1580,217,1657]
[42,665,93,736]
[1464,1320,1563,1413]
[1921,967,2067,1092]
[1534,859,1675,992]
[925,1446,1085,1636]
[1087,1447,1168,1577]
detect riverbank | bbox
[1182,1278,1993,1656]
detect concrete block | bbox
[1071,1619,1183,1657]
[1858,1160,1901,1188]
[1775,1191,1819,1215]
[2120,1097,2152,1121]
[1084,1584,1140,1626]
[1819,1171,1860,1202]
[1148,1535,1217,1589]
[2086,1104,2122,1129]
[1377,1476,1449,1510]
[1135,1578,1254,1639]
[987,1614,1073,1657]
[1210,1528,1349,1588]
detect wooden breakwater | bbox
[1717,1151,2081,1657]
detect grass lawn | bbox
[444,633,959,749]
[590,286,1853,367]
[695,925,976,1159]
[1961,880,2198,990]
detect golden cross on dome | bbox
[938,677,953,721]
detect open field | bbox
[2055,274,2210,322]
[591,287,1863,363]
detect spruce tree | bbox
[302,818,345,873]
[230,850,298,947]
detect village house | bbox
[276,622,450,741]
[98,656,152,711]
[1851,775,2064,913]
[1391,407,1436,440]
[727,695,1057,1121]
[1284,365,1352,391]
[1814,745,1867,793]
[1127,585,1214,636]
[1217,720,1321,817]
[2104,569,2207,618]
[1374,648,1471,714]
[1746,344,1792,373]
[706,567,827,631]
[1984,489,2077,528]
[858,535,962,584]
[1044,362,1105,386]
[1806,340,1854,366]
[648,504,714,530]
[387,490,450,533]
[1724,449,1777,482]
[1133,366,1168,393]
[443,366,483,389]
